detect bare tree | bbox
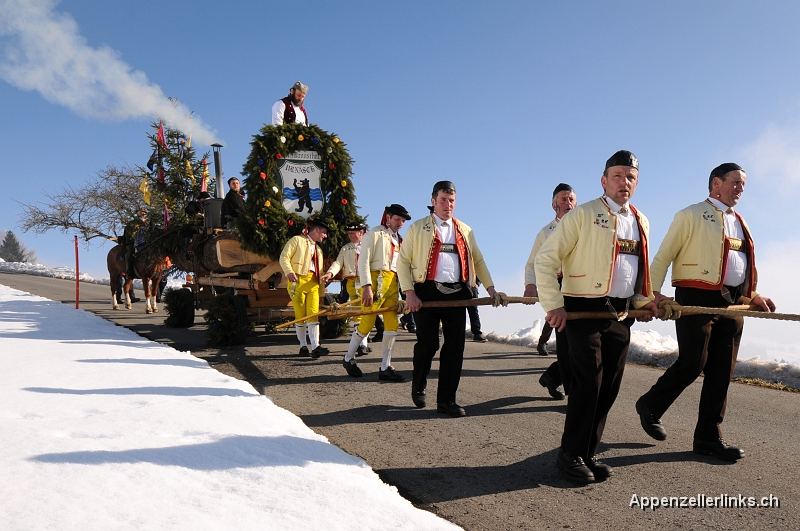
[19,163,145,243]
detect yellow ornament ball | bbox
[298,135,304,141]
[341,180,347,187]
[333,137,339,143]
[264,200,271,207]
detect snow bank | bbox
[488,319,800,391]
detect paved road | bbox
[2,271,797,530]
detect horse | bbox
[107,244,168,314]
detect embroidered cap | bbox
[291,81,309,94]
[552,183,574,201]
[344,221,367,231]
[385,203,411,220]
[605,150,639,171]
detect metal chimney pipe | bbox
[211,143,224,198]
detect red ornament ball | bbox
[276,153,283,160]
[202,159,207,165]
[288,219,294,226]
[259,172,266,180]
[258,219,265,226]
[341,198,348,205]
[328,163,335,169]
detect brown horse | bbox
[107,244,168,314]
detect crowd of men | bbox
[202,82,779,485]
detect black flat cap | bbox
[344,221,367,231]
[432,180,456,195]
[552,183,574,199]
[710,162,744,179]
[605,150,639,170]
[307,217,330,231]
[385,204,411,220]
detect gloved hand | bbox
[328,302,342,314]
[492,292,509,307]
[396,299,407,314]
[659,299,682,320]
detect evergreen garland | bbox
[235,122,365,260]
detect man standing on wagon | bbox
[272,81,309,126]
[279,218,330,359]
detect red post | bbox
[74,235,80,309]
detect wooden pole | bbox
[74,235,79,309]
[274,299,363,330]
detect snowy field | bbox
[2,258,799,390]
[0,284,460,531]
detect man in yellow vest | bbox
[279,218,330,359]
[341,204,411,381]
[323,221,371,356]
[636,162,775,462]
[535,150,658,484]
[398,181,505,417]
[523,183,577,400]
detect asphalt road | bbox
[2,271,797,530]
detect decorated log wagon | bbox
[160,122,365,345]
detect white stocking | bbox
[295,324,308,347]
[381,332,398,371]
[307,322,320,350]
[344,329,366,362]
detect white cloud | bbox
[0,0,219,145]
[739,120,800,193]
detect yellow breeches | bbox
[357,270,399,335]
[288,272,320,322]
[346,279,362,324]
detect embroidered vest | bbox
[425,218,468,282]
[281,96,308,125]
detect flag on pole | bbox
[200,160,209,192]
[163,201,171,232]
[157,121,167,149]
[146,147,158,172]
[139,176,151,205]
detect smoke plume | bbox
[0,0,219,145]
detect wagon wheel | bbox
[233,294,250,344]
[176,288,196,327]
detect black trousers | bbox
[412,281,473,404]
[640,286,744,441]
[542,327,571,393]
[467,286,481,334]
[561,296,633,458]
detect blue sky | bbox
[2,0,800,356]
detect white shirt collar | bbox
[433,213,453,228]
[707,197,734,213]
[604,196,629,214]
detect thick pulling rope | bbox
[321,297,799,323]
[274,299,362,330]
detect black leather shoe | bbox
[406,325,416,333]
[412,386,426,408]
[556,449,595,484]
[693,438,744,461]
[356,344,371,357]
[536,342,548,356]
[371,332,383,343]
[378,366,405,382]
[130,297,141,303]
[343,358,363,378]
[472,332,488,343]
[635,397,667,441]
[437,401,466,417]
[311,346,329,359]
[299,346,310,357]
[539,373,565,400]
[585,455,612,481]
